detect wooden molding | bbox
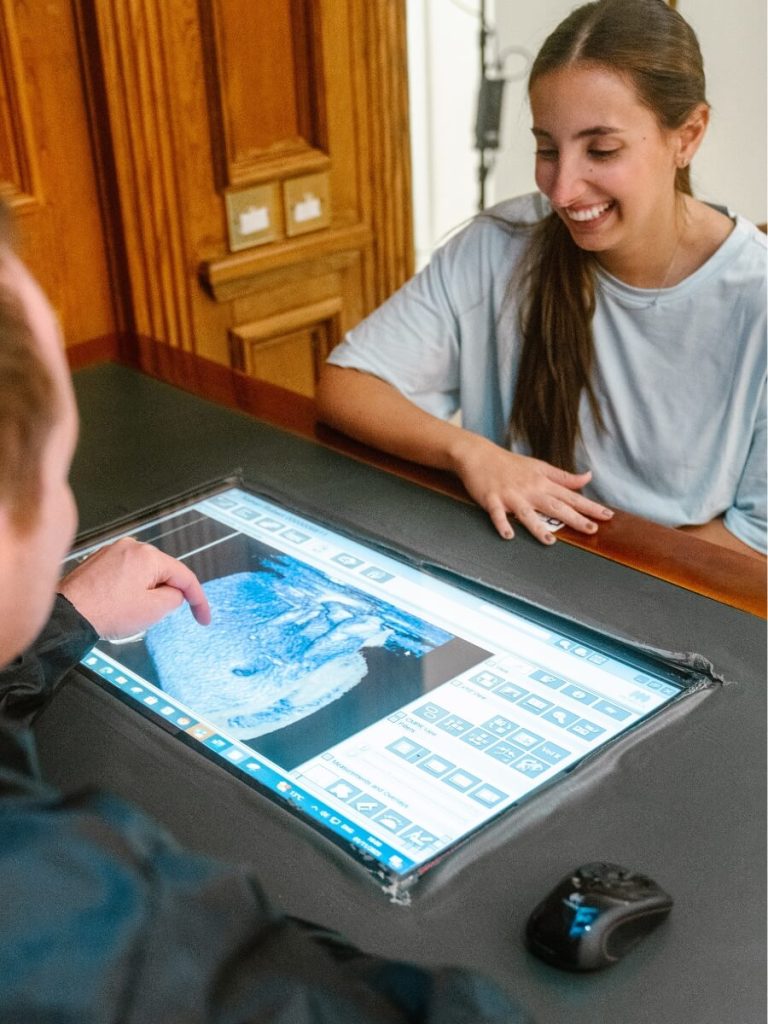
[64,332,134,371]
[200,221,371,301]
[71,2,134,337]
[0,0,41,208]
[230,296,342,348]
[229,296,342,393]
[200,0,330,190]
[220,148,331,189]
[90,0,199,350]
[352,0,414,303]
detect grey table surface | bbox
[35,364,766,1024]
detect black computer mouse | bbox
[524,861,673,971]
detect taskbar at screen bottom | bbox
[82,650,419,878]
[80,644,682,889]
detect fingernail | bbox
[602,507,614,517]
[544,533,556,545]
[587,522,597,533]
[504,530,514,540]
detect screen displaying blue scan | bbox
[69,484,690,887]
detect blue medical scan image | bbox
[96,508,489,768]
[146,562,453,738]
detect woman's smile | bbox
[562,200,616,223]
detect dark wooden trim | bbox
[71,0,136,337]
[65,333,135,371]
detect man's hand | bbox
[58,538,211,640]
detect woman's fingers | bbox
[550,486,614,522]
[513,505,558,545]
[479,477,615,545]
[456,442,614,546]
[486,497,515,540]
[540,496,599,534]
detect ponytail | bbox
[509,215,602,470]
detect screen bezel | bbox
[67,476,700,892]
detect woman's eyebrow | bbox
[531,125,624,139]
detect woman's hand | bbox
[450,435,614,544]
[317,367,613,545]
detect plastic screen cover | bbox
[66,481,700,894]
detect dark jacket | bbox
[0,596,532,1023]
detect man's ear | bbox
[0,494,32,548]
[0,498,20,557]
[676,103,709,168]
[0,497,10,536]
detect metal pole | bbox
[478,0,488,210]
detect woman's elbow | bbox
[316,363,360,427]
[316,363,341,422]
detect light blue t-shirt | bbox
[328,194,767,552]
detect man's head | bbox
[0,199,79,665]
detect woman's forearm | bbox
[315,365,612,544]
[316,365,477,472]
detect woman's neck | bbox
[596,196,734,290]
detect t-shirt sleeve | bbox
[326,239,463,421]
[724,377,767,553]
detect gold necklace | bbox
[647,228,684,308]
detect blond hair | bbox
[0,200,57,528]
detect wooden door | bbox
[0,0,116,350]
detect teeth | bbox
[565,202,612,222]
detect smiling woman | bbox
[317,0,766,559]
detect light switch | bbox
[283,172,331,237]
[238,205,269,234]
[294,194,322,223]
[225,183,283,251]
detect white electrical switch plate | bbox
[294,193,322,223]
[239,205,270,234]
[283,172,331,237]
[225,183,282,251]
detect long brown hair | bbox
[508,0,707,470]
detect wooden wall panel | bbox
[0,0,413,397]
[87,0,204,351]
[229,296,342,396]
[196,0,413,392]
[202,0,329,186]
[356,1,414,300]
[0,0,115,347]
[0,3,39,208]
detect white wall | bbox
[408,0,767,262]
[406,0,483,267]
[677,0,767,220]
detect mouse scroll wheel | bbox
[577,864,604,883]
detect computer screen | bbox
[67,483,693,891]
